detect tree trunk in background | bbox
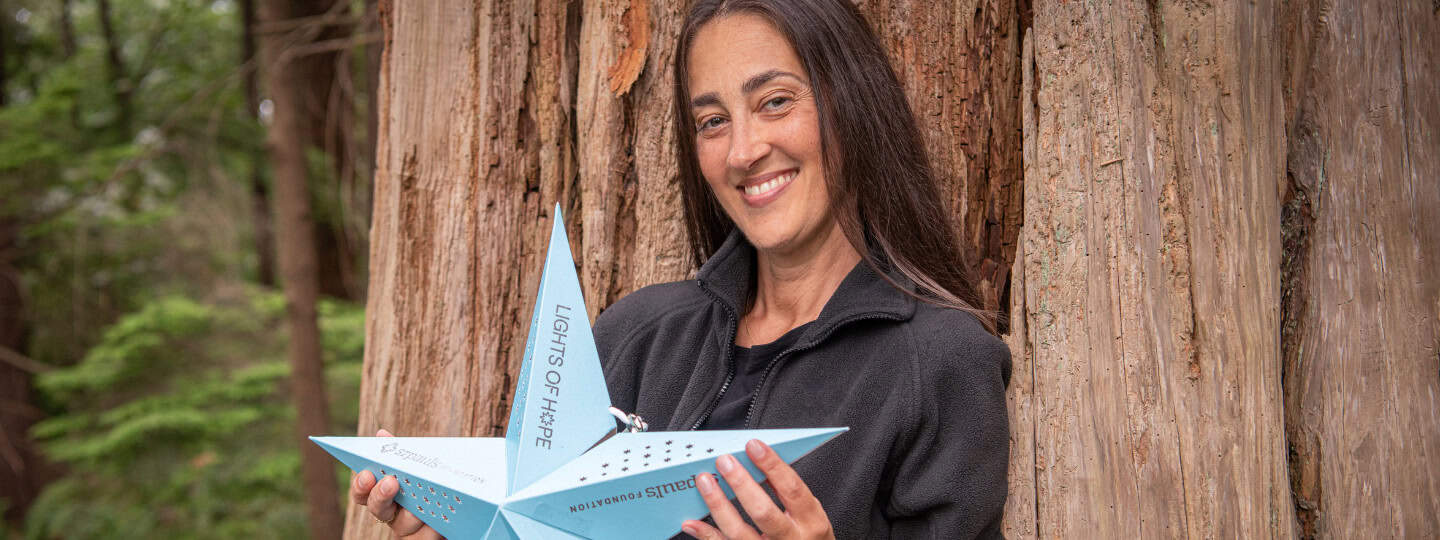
[1,6,7,107]
[258,1,343,538]
[240,0,276,287]
[350,1,1440,539]
[1279,1,1440,536]
[58,0,77,60]
[293,0,366,302]
[96,0,133,133]
[0,219,48,527]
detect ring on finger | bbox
[373,512,397,525]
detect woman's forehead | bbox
[687,13,807,97]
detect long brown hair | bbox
[672,0,996,334]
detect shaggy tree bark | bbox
[1006,0,1294,536]
[1279,0,1440,536]
[258,1,344,538]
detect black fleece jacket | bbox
[593,231,1011,539]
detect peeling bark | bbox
[1280,1,1440,536]
[1017,0,1294,536]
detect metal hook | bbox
[607,406,649,433]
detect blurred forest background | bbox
[0,0,378,537]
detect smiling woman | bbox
[606,0,1010,538]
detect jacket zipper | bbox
[689,284,740,430]
[740,312,905,428]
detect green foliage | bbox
[2,0,379,536]
[25,291,363,540]
[2,0,268,366]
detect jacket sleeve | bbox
[886,324,1011,539]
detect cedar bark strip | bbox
[1013,0,1293,536]
[258,0,344,538]
[1280,1,1440,536]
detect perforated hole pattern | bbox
[576,440,716,483]
[378,468,464,523]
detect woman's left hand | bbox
[682,439,835,540]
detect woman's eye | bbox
[763,96,791,110]
[697,116,726,133]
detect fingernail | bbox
[717,454,737,474]
[380,477,396,496]
[696,473,715,494]
[746,439,768,460]
[682,523,699,537]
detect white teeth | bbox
[743,172,796,197]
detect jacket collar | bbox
[695,228,916,342]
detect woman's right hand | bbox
[349,429,443,539]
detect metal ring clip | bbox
[607,406,649,433]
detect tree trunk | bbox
[257,1,344,538]
[0,219,49,527]
[240,0,277,287]
[1,5,7,108]
[291,0,365,302]
[96,0,133,132]
[59,0,77,60]
[1006,1,1295,536]
[1279,0,1440,536]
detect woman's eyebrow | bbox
[689,70,805,110]
[741,69,802,95]
[690,92,721,109]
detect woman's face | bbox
[687,14,834,257]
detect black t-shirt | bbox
[698,322,813,430]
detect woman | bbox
[352,0,1010,538]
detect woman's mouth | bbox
[738,169,798,206]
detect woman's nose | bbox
[726,119,770,172]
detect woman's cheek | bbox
[696,139,730,189]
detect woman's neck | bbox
[738,222,861,346]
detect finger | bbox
[716,453,795,537]
[368,475,434,537]
[388,503,432,537]
[682,519,726,540]
[351,470,377,506]
[696,472,759,540]
[377,428,394,437]
[366,474,402,523]
[746,439,828,528]
[400,526,444,540]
